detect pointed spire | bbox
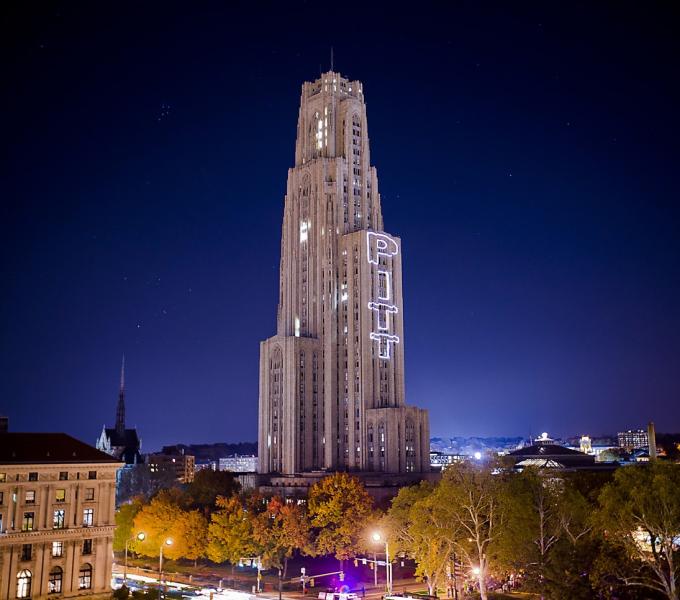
[115,355,126,436]
[330,46,334,72]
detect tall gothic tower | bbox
[258,71,429,475]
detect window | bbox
[22,512,34,531]
[0,473,5,482]
[82,538,93,555]
[55,489,66,503]
[59,471,68,480]
[52,541,63,558]
[83,508,93,526]
[28,472,38,481]
[53,509,65,529]
[84,488,94,501]
[25,490,35,504]
[88,471,96,479]
[0,491,4,504]
[20,544,32,561]
[48,567,63,594]
[79,564,92,589]
[17,570,32,598]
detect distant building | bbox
[0,431,122,599]
[218,455,257,473]
[429,451,465,469]
[147,449,195,483]
[618,429,648,451]
[95,357,142,465]
[579,435,592,454]
[507,442,596,470]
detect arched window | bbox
[79,563,92,590]
[48,566,63,594]
[16,570,31,599]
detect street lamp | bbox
[159,537,173,599]
[124,532,146,586]
[372,532,392,594]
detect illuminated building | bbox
[0,432,121,599]
[146,450,195,483]
[258,71,429,475]
[617,429,648,451]
[218,455,257,473]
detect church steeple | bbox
[115,355,125,436]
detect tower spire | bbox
[115,355,125,436]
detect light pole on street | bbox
[159,537,173,599]
[372,532,392,595]
[124,532,146,586]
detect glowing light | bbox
[295,317,300,337]
[300,220,309,243]
[472,567,480,576]
[474,451,482,460]
[370,333,400,360]
[372,532,382,542]
[367,232,398,265]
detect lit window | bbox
[22,512,34,531]
[17,569,32,598]
[25,491,35,504]
[53,509,65,529]
[52,541,63,558]
[83,508,94,527]
[55,489,66,503]
[48,567,63,594]
[78,564,92,590]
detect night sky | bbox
[2,3,679,451]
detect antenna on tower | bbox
[330,46,334,72]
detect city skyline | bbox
[2,3,679,450]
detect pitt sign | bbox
[367,232,400,360]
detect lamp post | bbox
[124,532,146,586]
[159,537,173,599]
[372,532,392,595]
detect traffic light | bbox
[339,572,345,582]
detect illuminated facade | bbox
[0,433,121,599]
[258,71,429,475]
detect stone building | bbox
[96,356,142,465]
[0,432,122,599]
[258,71,429,476]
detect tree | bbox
[594,463,680,600]
[114,497,144,553]
[207,494,260,564]
[434,462,506,600]
[132,490,187,560]
[183,469,240,514]
[384,482,450,596]
[307,472,374,561]
[177,509,209,565]
[497,468,562,592]
[251,496,314,575]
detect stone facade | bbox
[0,433,122,599]
[258,71,429,475]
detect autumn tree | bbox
[307,472,374,561]
[594,463,680,600]
[177,509,209,565]
[207,494,261,564]
[251,496,314,575]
